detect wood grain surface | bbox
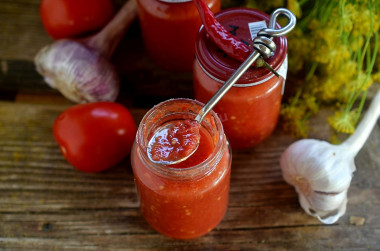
[1,0,380,250]
[0,102,379,250]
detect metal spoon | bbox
[147,8,296,165]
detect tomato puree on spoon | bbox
[147,120,201,166]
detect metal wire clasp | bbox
[253,8,296,58]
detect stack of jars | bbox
[132,0,289,239]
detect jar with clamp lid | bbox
[193,8,289,149]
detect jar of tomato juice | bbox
[131,98,231,239]
[136,0,221,71]
[193,8,288,149]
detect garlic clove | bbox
[35,40,119,103]
[298,190,347,224]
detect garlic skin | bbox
[280,90,380,224]
[35,40,119,103]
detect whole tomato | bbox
[53,102,137,172]
[40,0,115,39]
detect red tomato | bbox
[40,0,115,39]
[53,102,137,172]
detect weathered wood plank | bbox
[1,226,379,250]
[0,102,379,249]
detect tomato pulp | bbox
[193,8,288,149]
[194,62,284,149]
[136,0,220,71]
[148,120,201,165]
[131,99,231,239]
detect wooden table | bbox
[1,1,379,250]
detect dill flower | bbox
[307,19,319,30]
[352,7,373,37]
[326,45,351,72]
[281,102,306,121]
[246,0,284,12]
[287,29,311,73]
[284,118,309,138]
[328,110,358,134]
[283,0,378,137]
[341,4,356,33]
[319,77,341,102]
[303,94,319,114]
[238,0,379,138]
[287,0,302,18]
[349,72,374,92]
[281,103,309,138]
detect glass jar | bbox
[131,98,232,239]
[136,0,221,72]
[193,8,288,149]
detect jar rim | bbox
[136,98,226,180]
[195,7,288,85]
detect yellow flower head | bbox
[342,4,357,33]
[308,19,320,30]
[249,0,379,138]
[328,110,358,134]
[303,94,319,114]
[319,77,344,101]
[287,0,302,18]
[350,72,374,92]
[352,7,374,37]
[324,45,351,72]
[315,27,340,48]
[281,115,309,138]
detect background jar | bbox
[193,8,288,149]
[131,98,231,239]
[136,0,221,72]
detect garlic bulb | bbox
[34,0,137,103]
[280,90,380,224]
[35,40,119,103]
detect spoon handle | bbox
[194,51,260,122]
[194,8,296,123]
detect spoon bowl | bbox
[147,120,201,165]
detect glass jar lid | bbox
[195,8,288,84]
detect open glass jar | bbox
[131,98,231,239]
[193,8,288,149]
[136,0,221,71]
